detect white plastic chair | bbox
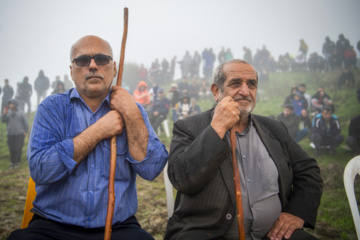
[157,119,170,138]
[344,155,360,239]
[162,119,170,138]
[163,163,174,218]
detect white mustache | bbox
[85,74,104,80]
[234,97,252,102]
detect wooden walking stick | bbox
[104,7,128,240]
[230,127,246,240]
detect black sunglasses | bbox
[72,54,113,67]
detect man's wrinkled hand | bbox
[267,212,304,240]
[97,110,124,139]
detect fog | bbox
[0,0,359,110]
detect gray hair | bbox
[212,59,258,91]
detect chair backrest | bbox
[21,177,36,229]
[344,155,360,239]
[163,163,174,218]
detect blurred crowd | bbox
[272,83,360,156]
[1,33,359,166]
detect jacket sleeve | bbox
[167,118,230,195]
[329,117,341,136]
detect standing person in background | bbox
[336,34,350,68]
[170,56,177,81]
[202,48,216,79]
[34,70,50,106]
[161,58,170,79]
[138,63,149,82]
[218,47,226,64]
[1,79,14,115]
[18,76,32,114]
[1,99,28,169]
[225,48,234,61]
[299,39,309,61]
[51,76,63,92]
[243,46,253,64]
[182,51,192,78]
[51,81,66,94]
[63,74,74,90]
[344,46,357,68]
[193,51,202,78]
[322,36,335,71]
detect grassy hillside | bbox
[0,68,359,239]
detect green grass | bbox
[1,69,359,239]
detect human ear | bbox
[211,84,220,102]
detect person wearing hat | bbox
[1,99,28,169]
[148,88,171,131]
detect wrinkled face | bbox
[70,36,116,100]
[213,62,257,116]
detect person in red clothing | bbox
[133,80,151,109]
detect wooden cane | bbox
[230,127,246,240]
[104,7,128,240]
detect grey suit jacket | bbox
[164,109,323,240]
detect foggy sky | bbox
[1,0,359,109]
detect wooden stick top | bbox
[116,7,128,87]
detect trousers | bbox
[7,134,25,165]
[7,214,154,240]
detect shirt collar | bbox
[69,88,111,106]
[238,114,253,136]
